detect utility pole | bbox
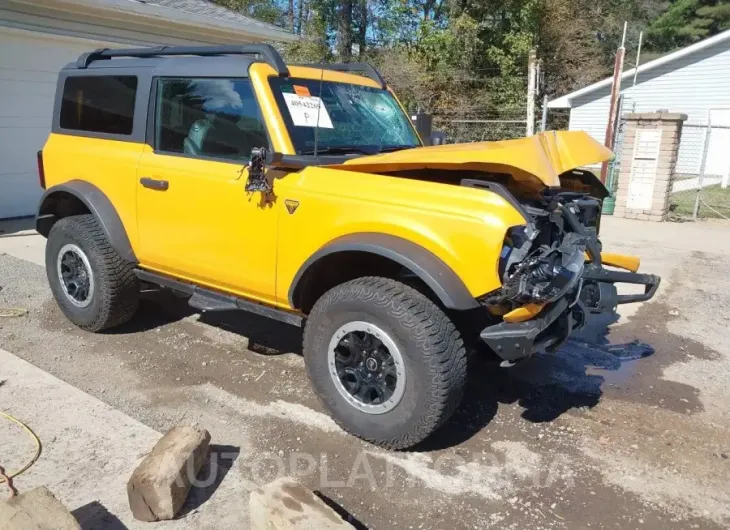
[600,22,628,184]
[526,49,537,136]
[631,31,643,112]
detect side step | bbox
[189,291,237,311]
[134,269,302,327]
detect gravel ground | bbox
[1,223,729,529]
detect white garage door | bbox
[0,27,128,219]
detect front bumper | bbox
[480,260,660,363]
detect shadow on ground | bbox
[118,292,656,450]
[178,444,241,517]
[108,289,303,353]
[416,309,655,450]
[72,501,128,530]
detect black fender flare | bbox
[289,233,480,311]
[36,180,137,263]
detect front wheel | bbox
[303,277,467,449]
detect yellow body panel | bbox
[42,134,145,250]
[273,168,527,304]
[503,303,546,323]
[330,130,614,188]
[135,147,278,304]
[589,252,641,272]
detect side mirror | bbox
[429,131,446,146]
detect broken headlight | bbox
[490,229,586,306]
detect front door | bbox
[136,76,277,305]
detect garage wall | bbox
[0,27,134,219]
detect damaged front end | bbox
[478,188,660,364]
[322,130,660,363]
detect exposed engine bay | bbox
[480,186,603,312]
[382,167,611,313]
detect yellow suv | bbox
[37,44,659,449]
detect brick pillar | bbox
[613,111,687,221]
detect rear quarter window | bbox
[60,76,138,135]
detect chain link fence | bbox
[670,120,730,220]
[403,72,531,144]
[430,109,528,143]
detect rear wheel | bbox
[303,277,467,449]
[46,215,139,331]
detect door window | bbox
[154,78,267,161]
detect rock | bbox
[249,477,354,530]
[127,425,211,521]
[0,486,80,530]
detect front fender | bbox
[289,233,480,310]
[36,180,136,263]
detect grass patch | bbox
[671,184,730,219]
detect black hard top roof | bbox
[63,44,387,88]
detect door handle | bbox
[140,177,169,191]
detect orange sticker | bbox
[293,85,311,97]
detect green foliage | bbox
[647,0,730,50]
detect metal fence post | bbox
[540,94,548,132]
[526,49,537,136]
[413,112,433,145]
[693,117,712,220]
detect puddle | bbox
[501,303,708,418]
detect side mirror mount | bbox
[245,147,279,194]
[429,131,446,146]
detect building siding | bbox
[568,38,730,175]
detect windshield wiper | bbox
[376,145,417,153]
[300,146,375,155]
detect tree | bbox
[647,0,730,51]
[336,0,354,59]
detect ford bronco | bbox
[37,44,659,449]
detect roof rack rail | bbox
[75,44,290,77]
[296,63,387,89]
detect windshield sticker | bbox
[293,85,311,97]
[282,93,334,129]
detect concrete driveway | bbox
[1,217,729,529]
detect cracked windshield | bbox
[269,77,420,155]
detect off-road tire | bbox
[303,277,467,449]
[46,214,139,332]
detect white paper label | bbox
[282,93,334,128]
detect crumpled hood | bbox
[328,130,613,190]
